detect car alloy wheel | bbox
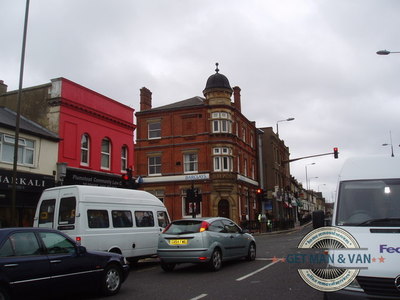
[208,249,222,271]
[247,242,256,261]
[102,265,122,296]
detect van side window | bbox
[112,210,133,228]
[135,211,154,227]
[38,199,55,227]
[157,211,170,228]
[59,197,76,225]
[87,210,109,228]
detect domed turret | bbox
[203,63,233,96]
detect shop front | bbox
[0,169,55,227]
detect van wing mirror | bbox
[312,210,325,229]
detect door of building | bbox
[218,199,230,218]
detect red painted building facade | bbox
[0,78,136,225]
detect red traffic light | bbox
[333,147,339,159]
[256,188,263,194]
[121,174,129,181]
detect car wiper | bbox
[358,218,400,226]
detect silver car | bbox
[157,217,256,272]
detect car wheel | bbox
[101,265,122,296]
[161,262,176,272]
[208,249,222,271]
[246,242,256,261]
[0,286,10,300]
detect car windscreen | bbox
[163,220,203,234]
[336,179,400,226]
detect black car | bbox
[0,227,129,299]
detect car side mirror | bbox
[241,229,250,234]
[77,245,87,255]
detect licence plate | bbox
[169,239,188,245]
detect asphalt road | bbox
[77,224,325,300]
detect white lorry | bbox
[34,185,170,263]
[313,156,400,299]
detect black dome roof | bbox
[203,63,232,93]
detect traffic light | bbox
[256,188,264,201]
[121,168,137,188]
[333,147,339,159]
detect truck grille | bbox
[357,276,400,297]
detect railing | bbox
[241,219,295,233]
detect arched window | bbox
[121,145,128,171]
[80,134,90,166]
[101,138,111,170]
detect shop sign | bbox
[0,169,55,192]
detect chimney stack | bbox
[233,86,241,112]
[0,80,8,95]
[140,87,152,111]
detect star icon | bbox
[378,256,385,263]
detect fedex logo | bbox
[380,244,400,253]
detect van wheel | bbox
[0,286,10,300]
[208,249,222,271]
[246,242,256,261]
[161,262,176,272]
[101,265,122,296]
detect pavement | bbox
[252,221,312,236]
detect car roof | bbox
[0,227,65,239]
[172,217,233,223]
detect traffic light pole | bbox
[282,150,338,164]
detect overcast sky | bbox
[2,0,400,201]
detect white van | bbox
[313,156,400,299]
[33,185,170,263]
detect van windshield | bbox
[336,179,400,226]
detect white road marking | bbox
[190,294,208,300]
[236,260,281,281]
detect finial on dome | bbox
[215,62,219,73]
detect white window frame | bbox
[0,134,35,166]
[80,134,90,166]
[121,145,128,172]
[211,112,232,133]
[148,156,161,176]
[148,121,161,139]
[101,138,111,170]
[184,153,198,174]
[213,147,233,172]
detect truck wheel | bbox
[101,265,122,296]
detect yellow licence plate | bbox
[169,239,188,245]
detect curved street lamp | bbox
[276,117,295,136]
[377,49,400,55]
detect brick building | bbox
[135,66,259,224]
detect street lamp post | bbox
[11,0,30,227]
[308,176,319,192]
[305,163,315,191]
[382,130,395,157]
[276,117,295,136]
